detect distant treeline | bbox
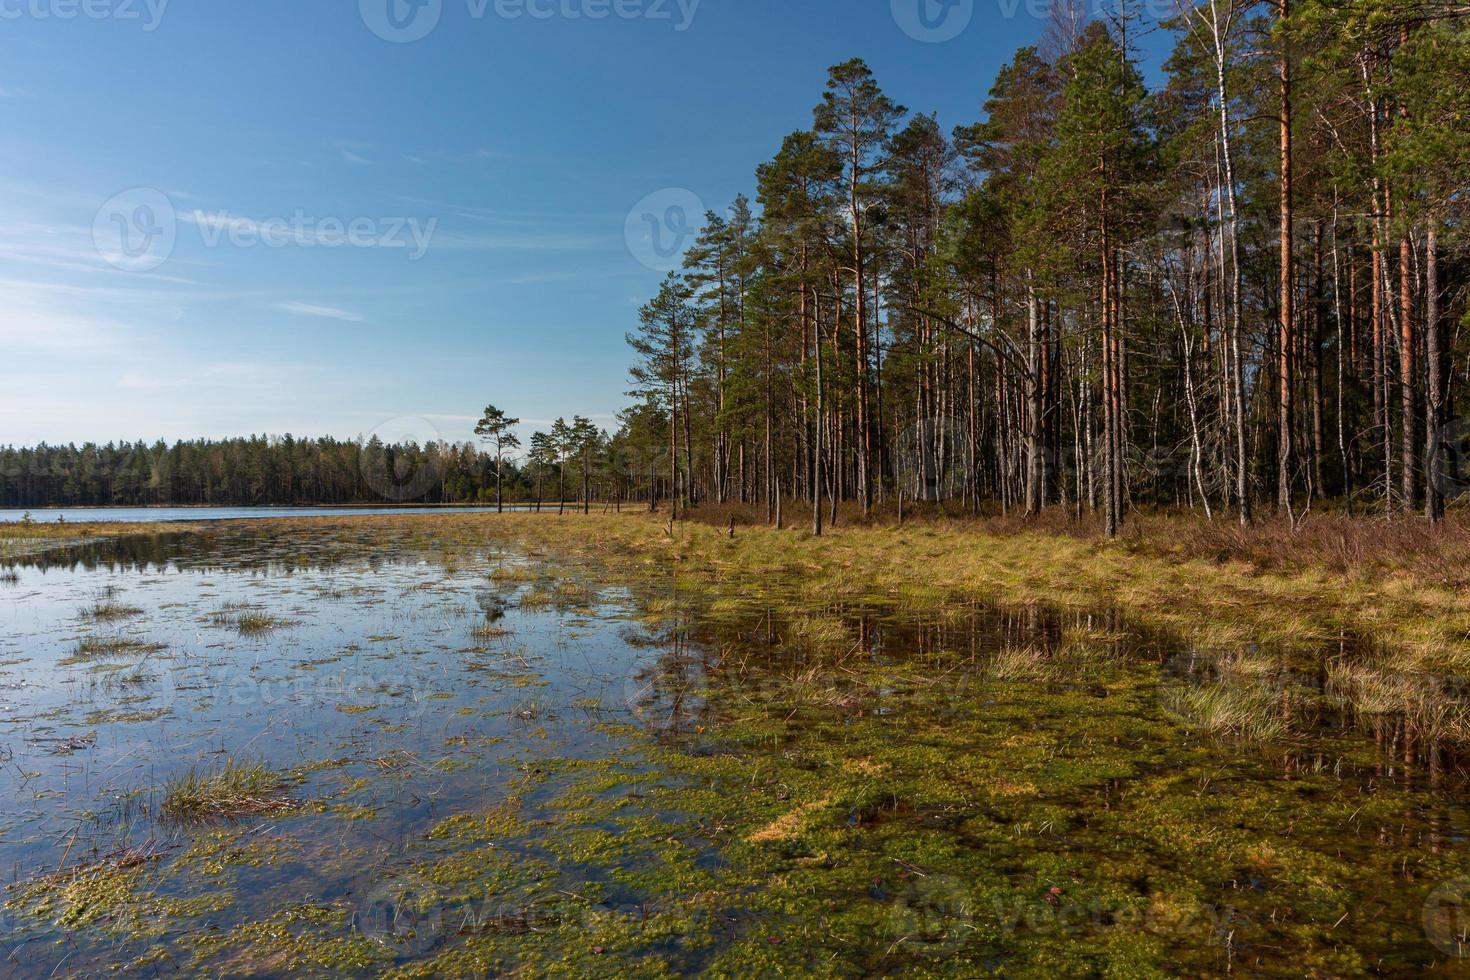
[0,437,534,509]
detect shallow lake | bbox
[0,520,1465,976]
[0,506,545,525]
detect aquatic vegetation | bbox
[207,604,295,634]
[160,760,297,823]
[1163,684,1293,741]
[1328,661,1470,741]
[489,564,538,583]
[186,904,385,975]
[990,642,1057,681]
[61,637,167,666]
[86,706,172,725]
[84,599,144,621]
[1,514,1468,975]
[237,613,293,635]
[4,845,170,933]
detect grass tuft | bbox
[160,760,296,824]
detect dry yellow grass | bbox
[209,511,1470,678]
[431,512,1470,670]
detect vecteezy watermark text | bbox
[0,0,168,30]
[93,188,438,271]
[360,0,700,43]
[893,0,1181,43]
[189,210,437,259]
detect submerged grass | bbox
[61,637,167,666]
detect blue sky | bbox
[1,0,1174,449]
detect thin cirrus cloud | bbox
[276,301,363,322]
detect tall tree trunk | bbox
[1101,181,1119,539]
[1277,0,1295,515]
[847,127,873,516]
[1204,0,1251,524]
[1400,231,1418,510]
[1311,223,1326,497]
[1425,224,1445,522]
[669,378,678,522]
[813,288,825,537]
[1025,277,1043,517]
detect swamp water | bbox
[0,520,1466,977]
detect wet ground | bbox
[0,519,1466,977]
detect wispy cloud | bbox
[276,301,363,322]
[334,140,372,165]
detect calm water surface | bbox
[0,506,541,524]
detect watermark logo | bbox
[357,877,446,956]
[188,210,437,259]
[360,0,701,43]
[360,416,445,502]
[0,0,170,31]
[360,0,443,43]
[1425,878,1470,958]
[892,0,972,43]
[1433,415,1470,500]
[625,188,703,272]
[93,188,438,272]
[93,188,177,272]
[892,415,971,502]
[493,0,701,30]
[889,875,974,957]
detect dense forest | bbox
[0,435,614,510]
[9,4,1469,534]
[612,1,1470,533]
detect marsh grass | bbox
[1164,685,1293,741]
[160,760,295,824]
[61,637,166,666]
[1327,662,1470,741]
[990,643,1057,682]
[489,564,538,583]
[208,604,293,635]
[84,600,144,622]
[236,614,290,636]
[786,615,852,652]
[266,509,1470,740]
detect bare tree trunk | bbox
[1101,192,1119,539]
[1311,222,1326,497]
[813,290,825,537]
[669,378,678,522]
[1400,231,1418,510]
[1202,0,1250,523]
[1425,224,1445,522]
[1025,277,1043,517]
[1277,0,1295,515]
[1331,205,1354,514]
